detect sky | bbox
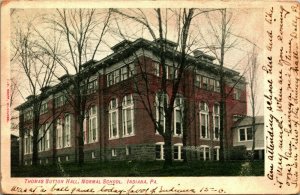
[10,8,264,135]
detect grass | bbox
[11,160,264,177]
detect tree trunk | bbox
[78,114,84,166]
[251,117,256,161]
[32,111,39,165]
[163,116,173,168]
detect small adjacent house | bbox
[232,116,264,160]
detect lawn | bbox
[11,160,264,177]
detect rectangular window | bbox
[56,119,63,149]
[114,69,120,83]
[233,88,241,100]
[107,73,114,86]
[239,128,246,141]
[45,123,50,150]
[55,95,65,108]
[155,144,164,160]
[40,103,48,115]
[173,145,182,160]
[64,115,71,147]
[87,79,98,94]
[200,113,209,138]
[214,116,220,139]
[109,99,119,139]
[202,76,208,89]
[215,80,220,92]
[195,74,201,87]
[121,66,128,80]
[246,127,253,140]
[209,79,214,91]
[126,146,131,155]
[88,106,98,143]
[168,66,178,80]
[24,110,33,121]
[112,149,117,157]
[154,62,160,76]
[174,98,183,136]
[122,95,134,136]
[239,127,253,141]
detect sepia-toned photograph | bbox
[1,1,299,194]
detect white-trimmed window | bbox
[112,149,117,157]
[56,119,63,149]
[54,95,65,108]
[45,123,50,150]
[168,66,178,79]
[83,116,87,144]
[155,93,168,133]
[214,80,220,92]
[173,143,183,160]
[208,78,214,91]
[202,76,208,89]
[40,103,48,115]
[200,102,209,139]
[24,110,33,121]
[109,98,119,139]
[126,146,131,155]
[233,88,241,100]
[213,104,220,140]
[174,97,183,136]
[122,95,134,136]
[239,127,253,141]
[199,145,210,161]
[195,74,201,87]
[88,106,98,143]
[155,142,164,160]
[87,79,98,94]
[121,66,128,80]
[154,62,160,76]
[24,130,32,154]
[64,114,71,147]
[38,125,45,152]
[213,146,220,161]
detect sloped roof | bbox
[232,116,264,128]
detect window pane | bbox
[240,129,245,141]
[155,145,161,159]
[173,146,179,160]
[247,128,253,140]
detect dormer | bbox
[154,38,178,50]
[193,50,216,63]
[111,40,132,52]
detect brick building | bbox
[16,38,247,165]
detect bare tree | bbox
[248,45,259,161]
[11,21,57,165]
[196,9,251,161]
[36,9,111,165]
[111,8,200,167]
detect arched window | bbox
[155,93,169,133]
[174,96,184,136]
[213,103,220,140]
[199,102,209,139]
[88,106,98,143]
[109,98,119,139]
[122,94,134,136]
[199,145,210,161]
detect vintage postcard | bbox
[1,0,299,194]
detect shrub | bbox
[229,145,247,160]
